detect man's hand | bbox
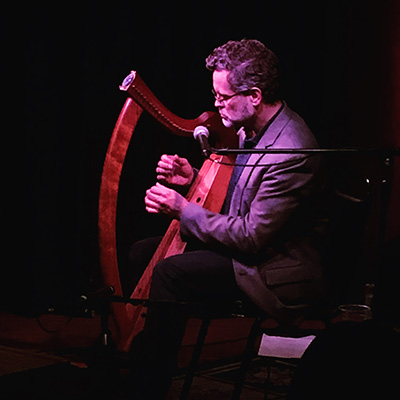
[156,154,194,187]
[145,183,189,219]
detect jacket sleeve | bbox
[180,155,320,254]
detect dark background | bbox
[3,0,399,315]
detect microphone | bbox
[193,126,212,158]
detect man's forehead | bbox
[212,70,232,91]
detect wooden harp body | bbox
[98,71,237,352]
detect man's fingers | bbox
[144,193,161,212]
[145,183,168,201]
[174,156,187,167]
[157,161,173,171]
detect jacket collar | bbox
[256,101,291,149]
[237,102,301,186]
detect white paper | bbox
[258,334,316,358]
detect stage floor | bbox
[0,311,292,399]
[1,310,397,399]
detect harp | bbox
[98,71,237,352]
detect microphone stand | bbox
[214,147,400,156]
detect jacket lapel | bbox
[238,102,292,185]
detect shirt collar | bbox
[243,102,284,149]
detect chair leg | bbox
[263,364,272,400]
[232,317,264,400]
[179,317,211,400]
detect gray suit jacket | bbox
[180,103,325,324]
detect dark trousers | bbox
[123,237,243,399]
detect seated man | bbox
[124,39,326,400]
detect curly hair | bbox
[205,39,280,104]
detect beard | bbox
[221,117,234,128]
[220,101,255,130]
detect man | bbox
[125,39,325,399]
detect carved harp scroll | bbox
[98,71,237,352]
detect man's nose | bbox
[214,98,223,108]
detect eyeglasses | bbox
[211,89,249,103]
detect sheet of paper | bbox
[258,334,316,358]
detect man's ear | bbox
[249,87,263,106]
